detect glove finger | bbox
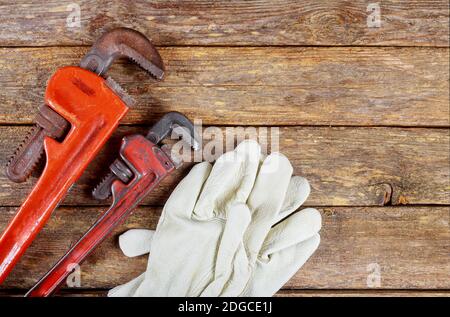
[108,272,145,297]
[119,229,155,257]
[215,243,250,297]
[245,152,293,259]
[260,208,321,259]
[245,234,320,297]
[201,204,252,296]
[164,161,212,219]
[274,176,311,224]
[194,140,261,220]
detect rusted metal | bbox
[0,28,164,285]
[26,112,199,297]
[6,27,163,184]
[93,111,199,200]
[80,27,164,79]
[5,105,69,183]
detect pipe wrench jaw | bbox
[109,135,176,202]
[5,105,70,183]
[80,27,165,79]
[93,112,199,201]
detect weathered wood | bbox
[0,46,448,126]
[276,290,450,297]
[0,0,447,298]
[2,289,450,297]
[0,1,448,47]
[0,206,448,290]
[0,126,448,207]
[0,289,109,297]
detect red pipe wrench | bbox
[0,28,164,284]
[26,112,199,297]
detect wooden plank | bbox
[0,206,448,290]
[276,290,450,297]
[0,46,448,126]
[0,1,448,47]
[1,289,450,297]
[0,289,109,297]
[0,126,448,207]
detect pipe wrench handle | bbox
[26,135,175,297]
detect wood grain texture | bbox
[0,0,448,297]
[0,1,448,47]
[1,289,450,297]
[0,126,448,207]
[0,206,448,290]
[0,46,448,126]
[276,290,450,297]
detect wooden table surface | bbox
[0,1,448,297]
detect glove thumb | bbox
[119,229,155,257]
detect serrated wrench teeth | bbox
[80,27,165,80]
[105,77,135,108]
[6,125,44,183]
[92,172,116,200]
[92,158,134,201]
[6,105,70,183]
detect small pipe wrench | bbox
[26,112,199,297]
[0,28,165,284]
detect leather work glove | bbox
[108,140,321,297]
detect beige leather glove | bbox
[109,140,321,297]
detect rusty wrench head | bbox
[92,112,199,200]
[146,112,199,150]
[80,27,164,79]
